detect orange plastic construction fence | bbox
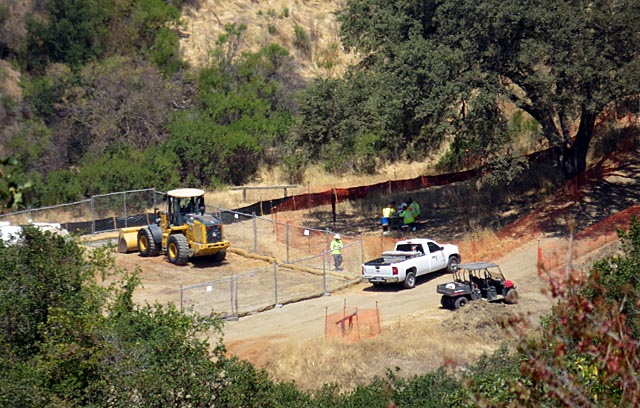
[274,169,481,213]
[325,306,382,342]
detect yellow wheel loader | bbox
[118,188,230,265]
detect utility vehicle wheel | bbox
[167,234,190,265]
[447,256,460,273]
[453,296,468,310]
[440,296,451,309]
[138,227,159,257]
[403,271,416,289]
[212,250,226,263]
[505,288,519,304]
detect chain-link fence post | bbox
[90,196,96,234]
[323,250,329,296]
[123,191,128,228]
[325,229,330,271]
[273,262,279,306]
[234,275,239,319]
[252,212,257,252]
[230,274,235,317]
[286,221,290,263]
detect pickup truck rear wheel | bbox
[403,272,416,289]
[453,296,468,309]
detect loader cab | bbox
[165,188,207,226]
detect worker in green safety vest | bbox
[400,205,416,232]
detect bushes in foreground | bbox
[3,217,640,406]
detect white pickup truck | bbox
[361,238,461,289]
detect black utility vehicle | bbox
[436,262,518,309]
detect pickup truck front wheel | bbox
[403,272,416,289]
[447,256,460,273]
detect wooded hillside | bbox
[1,0,639,213]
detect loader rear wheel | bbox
[138,227,159,257]
[167,234,190,265]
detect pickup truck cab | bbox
[362,238,461,289]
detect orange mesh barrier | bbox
[273,168,482,213]
[325,306,382,342]
[537,204,640,284]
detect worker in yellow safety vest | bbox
[381,201,396,234]
[330,234,343,270]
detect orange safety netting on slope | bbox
[273,168,482,213]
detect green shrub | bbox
[151,27,184,76]
[294,24,311,58]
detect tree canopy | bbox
[3,0,640,204]
[335,0,640,175]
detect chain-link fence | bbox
[0,189,365,319]
[216,208,364,271]
[180,208,364,319]
[180,251,362,319]
[0,189,162,235]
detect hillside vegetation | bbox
[2,0,638,212]
[2,216,640,406]
[179,0,355,79]
[1,1,640,406]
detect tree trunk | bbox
[561,109,595,177]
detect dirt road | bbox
[223,236,557,353]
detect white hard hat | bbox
[334,234,341,239]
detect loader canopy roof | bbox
[167,188,205,198]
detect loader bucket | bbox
[118,227,142,253]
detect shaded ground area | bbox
[301,135,640,244]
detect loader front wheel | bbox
[212,250,226,263]
[138,227,159,257]
[167,234,190,265]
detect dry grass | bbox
[206,158,446,210]
[262,308,514,392]
[180,0,355,79]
